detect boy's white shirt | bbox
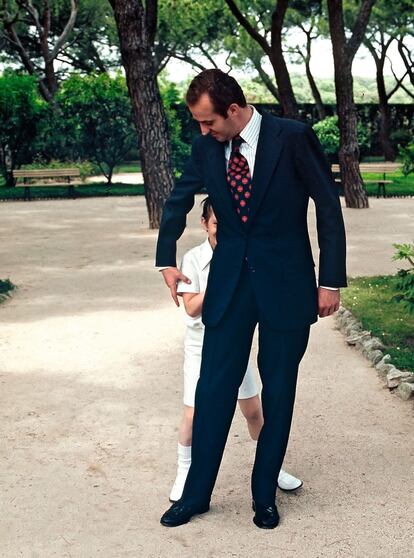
[177,238,213,329]
[157,105,337,291]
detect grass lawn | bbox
[0,279,15,304]
[360,170,414,197]
[113,161,141,173]
[341,276,414,374]
[0,182,144,201]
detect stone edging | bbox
[335,306,414,402]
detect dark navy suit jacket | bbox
[156,112,347,330]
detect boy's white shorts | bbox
[183,326,258,407]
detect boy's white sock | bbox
[169,443,192,502]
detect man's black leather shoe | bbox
[252,500,280,529]
[160,500,210,527]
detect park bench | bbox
[13,168,82,200]
[331,162,401,198]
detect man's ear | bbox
[227,103,240,117]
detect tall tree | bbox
[357,0,413,160]
[155,0,229,74]
[327,0,375,209]
[0,0,78,102]
[285,0,327,119]
[224,0,299,118]
[0,1,119,79]
[109,0,174,228]
[398,36,414,88]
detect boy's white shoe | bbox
[169,469,190,502]
[278,469,303,492]
[169,443,191,502]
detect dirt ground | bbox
[0,195,413,558]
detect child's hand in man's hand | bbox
[161,267,191,307]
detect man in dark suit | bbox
[156,69,346,529]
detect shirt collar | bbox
[238,105,262,149]
[199,238,213,270]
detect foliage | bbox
[398,142,414,176]
[0,278,15,304]
[159,76,190,175]
[341,275,414,373]
[54,73,137,182]
[0,73,46,184]
[313,115,370,159]
[156,0,231,72]
[0,182,144,200]
[0,0,119,77]
[392,242,414,314]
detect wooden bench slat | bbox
[331,164,400,172]
[14,169,80,177]
[363,179,393,183]
[15,182,83,187]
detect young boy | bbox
[169,197,302,502]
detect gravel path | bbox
[0,195,413,558]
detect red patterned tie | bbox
[226,135,252,224]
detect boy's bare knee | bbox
[245,408,262,423]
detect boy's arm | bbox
[182,292,205,318]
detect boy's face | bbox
[188,93,240,142]
[201,209,217,245]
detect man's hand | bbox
[318,287,340,318]
[161,267,191,307]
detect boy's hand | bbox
[161,267,191,307]
[318,287,340,317]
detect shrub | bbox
[54,73,137,183]
[392,242,414,314]
[313,116,370,161]
[0,74,46,185]
[159,78,191,176]
[0,278,15,303]
[399,142,414,176]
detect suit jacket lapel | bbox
[247,113,284,228]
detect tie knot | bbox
[231,135,244,152]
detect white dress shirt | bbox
[176,238,213,328]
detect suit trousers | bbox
[181,261,310,507]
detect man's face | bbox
[188,93,239,142]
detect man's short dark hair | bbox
[186,69,247,118]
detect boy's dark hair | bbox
[201,196,213,221]
[186,69,247,118]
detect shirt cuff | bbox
[157,266,173,271]
[319,286,339,290]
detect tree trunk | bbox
[376,64,396,161]
[302,30,326,120]
[398,37,414,87]
[110,0,174,229]
[335,63,369,208]
[270,0,299,119]
[269,52,299,118]
[44,58,58,99]
[225,0,298,118]
[327,0,374,209]
[365,40,396,161]
[252,59,280,101]
[305,60,327,120]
